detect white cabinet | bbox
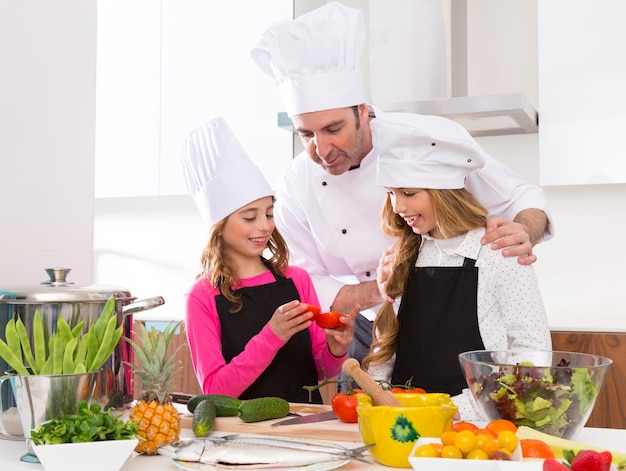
[538,0,626,185]
[95,0,293,198]
[0,0,97,284]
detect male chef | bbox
[250,2,553,387]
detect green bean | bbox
[62,337,78,374]
[51,333,65,374]
[40,336,55,375]
[73,362,86,374]
[92,298,115,344]
[85,330,99,372]
[33,310,46,372]
[74,336,88,369]
[4,318,21,355]
[0,339,29,375]
[15,317,37,374]
[56,316,73,345]
[70,320,85,338]
[89,314,116,372]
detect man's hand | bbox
[376,245,396,303]
[331,281,383,313]
[481,208,548,266]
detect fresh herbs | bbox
[29,400,138,445]
[474,359,599,438]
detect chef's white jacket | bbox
[274,110,554,319]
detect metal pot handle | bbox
[121,296,165,315]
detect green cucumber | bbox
[187,394,242,416]
[238,397,290,423]
[192,399,217,437]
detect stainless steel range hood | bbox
[282,0,538,138]
[278,92,538,138]
[376,93,538,137]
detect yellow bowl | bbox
[357,393,457,468]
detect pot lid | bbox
[0,268,135,304]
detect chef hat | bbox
[181,117,274,228]
[250,2,366,117]
[374,113,486,189]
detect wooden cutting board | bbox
[180,403,362,442]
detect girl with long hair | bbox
[182,118,357,403]
[363,114,551,400]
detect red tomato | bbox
[331,391,359,423]
[316,311,344,329]
[390,387,427,394]
[452,421,479,433]
[300,303,320,321]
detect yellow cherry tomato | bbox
[454,430,478,455]
[413,444,439,458]
[440,430,458,447]
[431,443,444,456]
[466,449,489,460]
[441,445,463,459]
[481,437,500,457]
[497,430,519,453]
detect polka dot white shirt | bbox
[416,227,552,352]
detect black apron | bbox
[216,265,322,403]
[391,256,485,396]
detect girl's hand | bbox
[324,304,360,358]
[268,300,313,341]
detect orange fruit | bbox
[452,421,479,433]
[519,439,555,459]
[486,419,518,436]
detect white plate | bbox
[172,458,350,471]
[168,436,355,471]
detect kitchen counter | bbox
[549,315,626,333]
[2,424,626,470]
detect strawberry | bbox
[599,450,613,471]
[543,458,570,471]
[571,450,605,471]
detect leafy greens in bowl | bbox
[29,400,138,445]
[458,350,612,439]
[28,400,139,471]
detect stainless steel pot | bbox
[0,267,165,409]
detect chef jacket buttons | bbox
[341,229,347,234]
[322,181,327,186]
[366,271,371,277]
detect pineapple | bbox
[125,321,184,454]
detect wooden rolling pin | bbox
[342,358,402,406]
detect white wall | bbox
[0,0,96,287]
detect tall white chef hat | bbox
[374,113,486,189]
[181,117,274,228]
[250,2,366,117]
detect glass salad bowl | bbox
[458,350,612,439]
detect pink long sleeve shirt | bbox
[185,266,345,396]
